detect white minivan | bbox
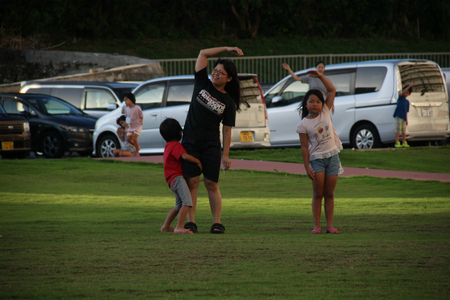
[265,59,449,149]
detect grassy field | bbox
[0,153,449,299]
[230,146,450,173]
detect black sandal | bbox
[210,223,225,234]
[183,222,198,233]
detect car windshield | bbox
[25,95,84,116]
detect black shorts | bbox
[182,136,221,182]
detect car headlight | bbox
[23,122,30,132]
[60,125,89,133]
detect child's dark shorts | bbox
[182,136,221,182]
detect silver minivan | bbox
[20,81,138,119]
[93,74,270,157]
[265,59,449,149]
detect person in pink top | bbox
[159,118,202,234]
[296,70,343,234]
[123,93,143,156]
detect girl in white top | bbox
[296,70,342,234]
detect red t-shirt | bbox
[163,141,187,186]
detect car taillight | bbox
[254,77,269,120]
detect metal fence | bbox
[157,52,450,85]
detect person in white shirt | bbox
[296,70,342,234]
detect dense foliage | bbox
[1,0,449,43]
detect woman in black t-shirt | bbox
[182,46,243,234]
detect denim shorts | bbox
[310,154,342,176]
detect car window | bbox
[327,71,355,96]
[273,80,309,107]
[113,87,135,103]
[264,78,288,104]
[85,90,116,109]
[398,64,446,93]
[134,83,165,110]
[51,88,83,107]
[166,82,194,107]
[240,77,262,104]
[25,96,83,115]
[355,67,387,94]
[0,103,6,115]
[2,99,21,114]
[44,99,71,114]
[1,99,36,116]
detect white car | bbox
[93,74,270,157]
[265,59,449,149]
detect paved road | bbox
[97,155,450,183]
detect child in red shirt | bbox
[159,118,202,234]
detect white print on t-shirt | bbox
[197,89,226,116]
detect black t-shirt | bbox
[183,68,236,141]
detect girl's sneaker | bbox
[395,141,401,148]
[402,141,410,147]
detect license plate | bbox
[421,108,433,117]
[240,132,253,142]
[2,141,14,150]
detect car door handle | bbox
[151,113,158,117]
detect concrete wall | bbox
[0,49,166,93]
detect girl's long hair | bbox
[214,58,241,111]
[298,89,325,119]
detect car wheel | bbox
[41,131,65,158]
[351,124,381,149]
[97,134,120,158]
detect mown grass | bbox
[230,146,450,173]
[0,157,449,299]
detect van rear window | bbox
[240,78,262,103]
[399,64,445,94]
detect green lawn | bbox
[230,146,450,173]
[0,157,449,299]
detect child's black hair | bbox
[298,89,325,119]
[403,85,413,94]
[116,115,126,127]
[124,92,136,104]
[159,118,182,142]
[214,58,242,111]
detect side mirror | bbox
[107,103,117,110]
[271,95,283,104]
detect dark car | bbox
[0,103,31,159]
[0,94,96,158]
